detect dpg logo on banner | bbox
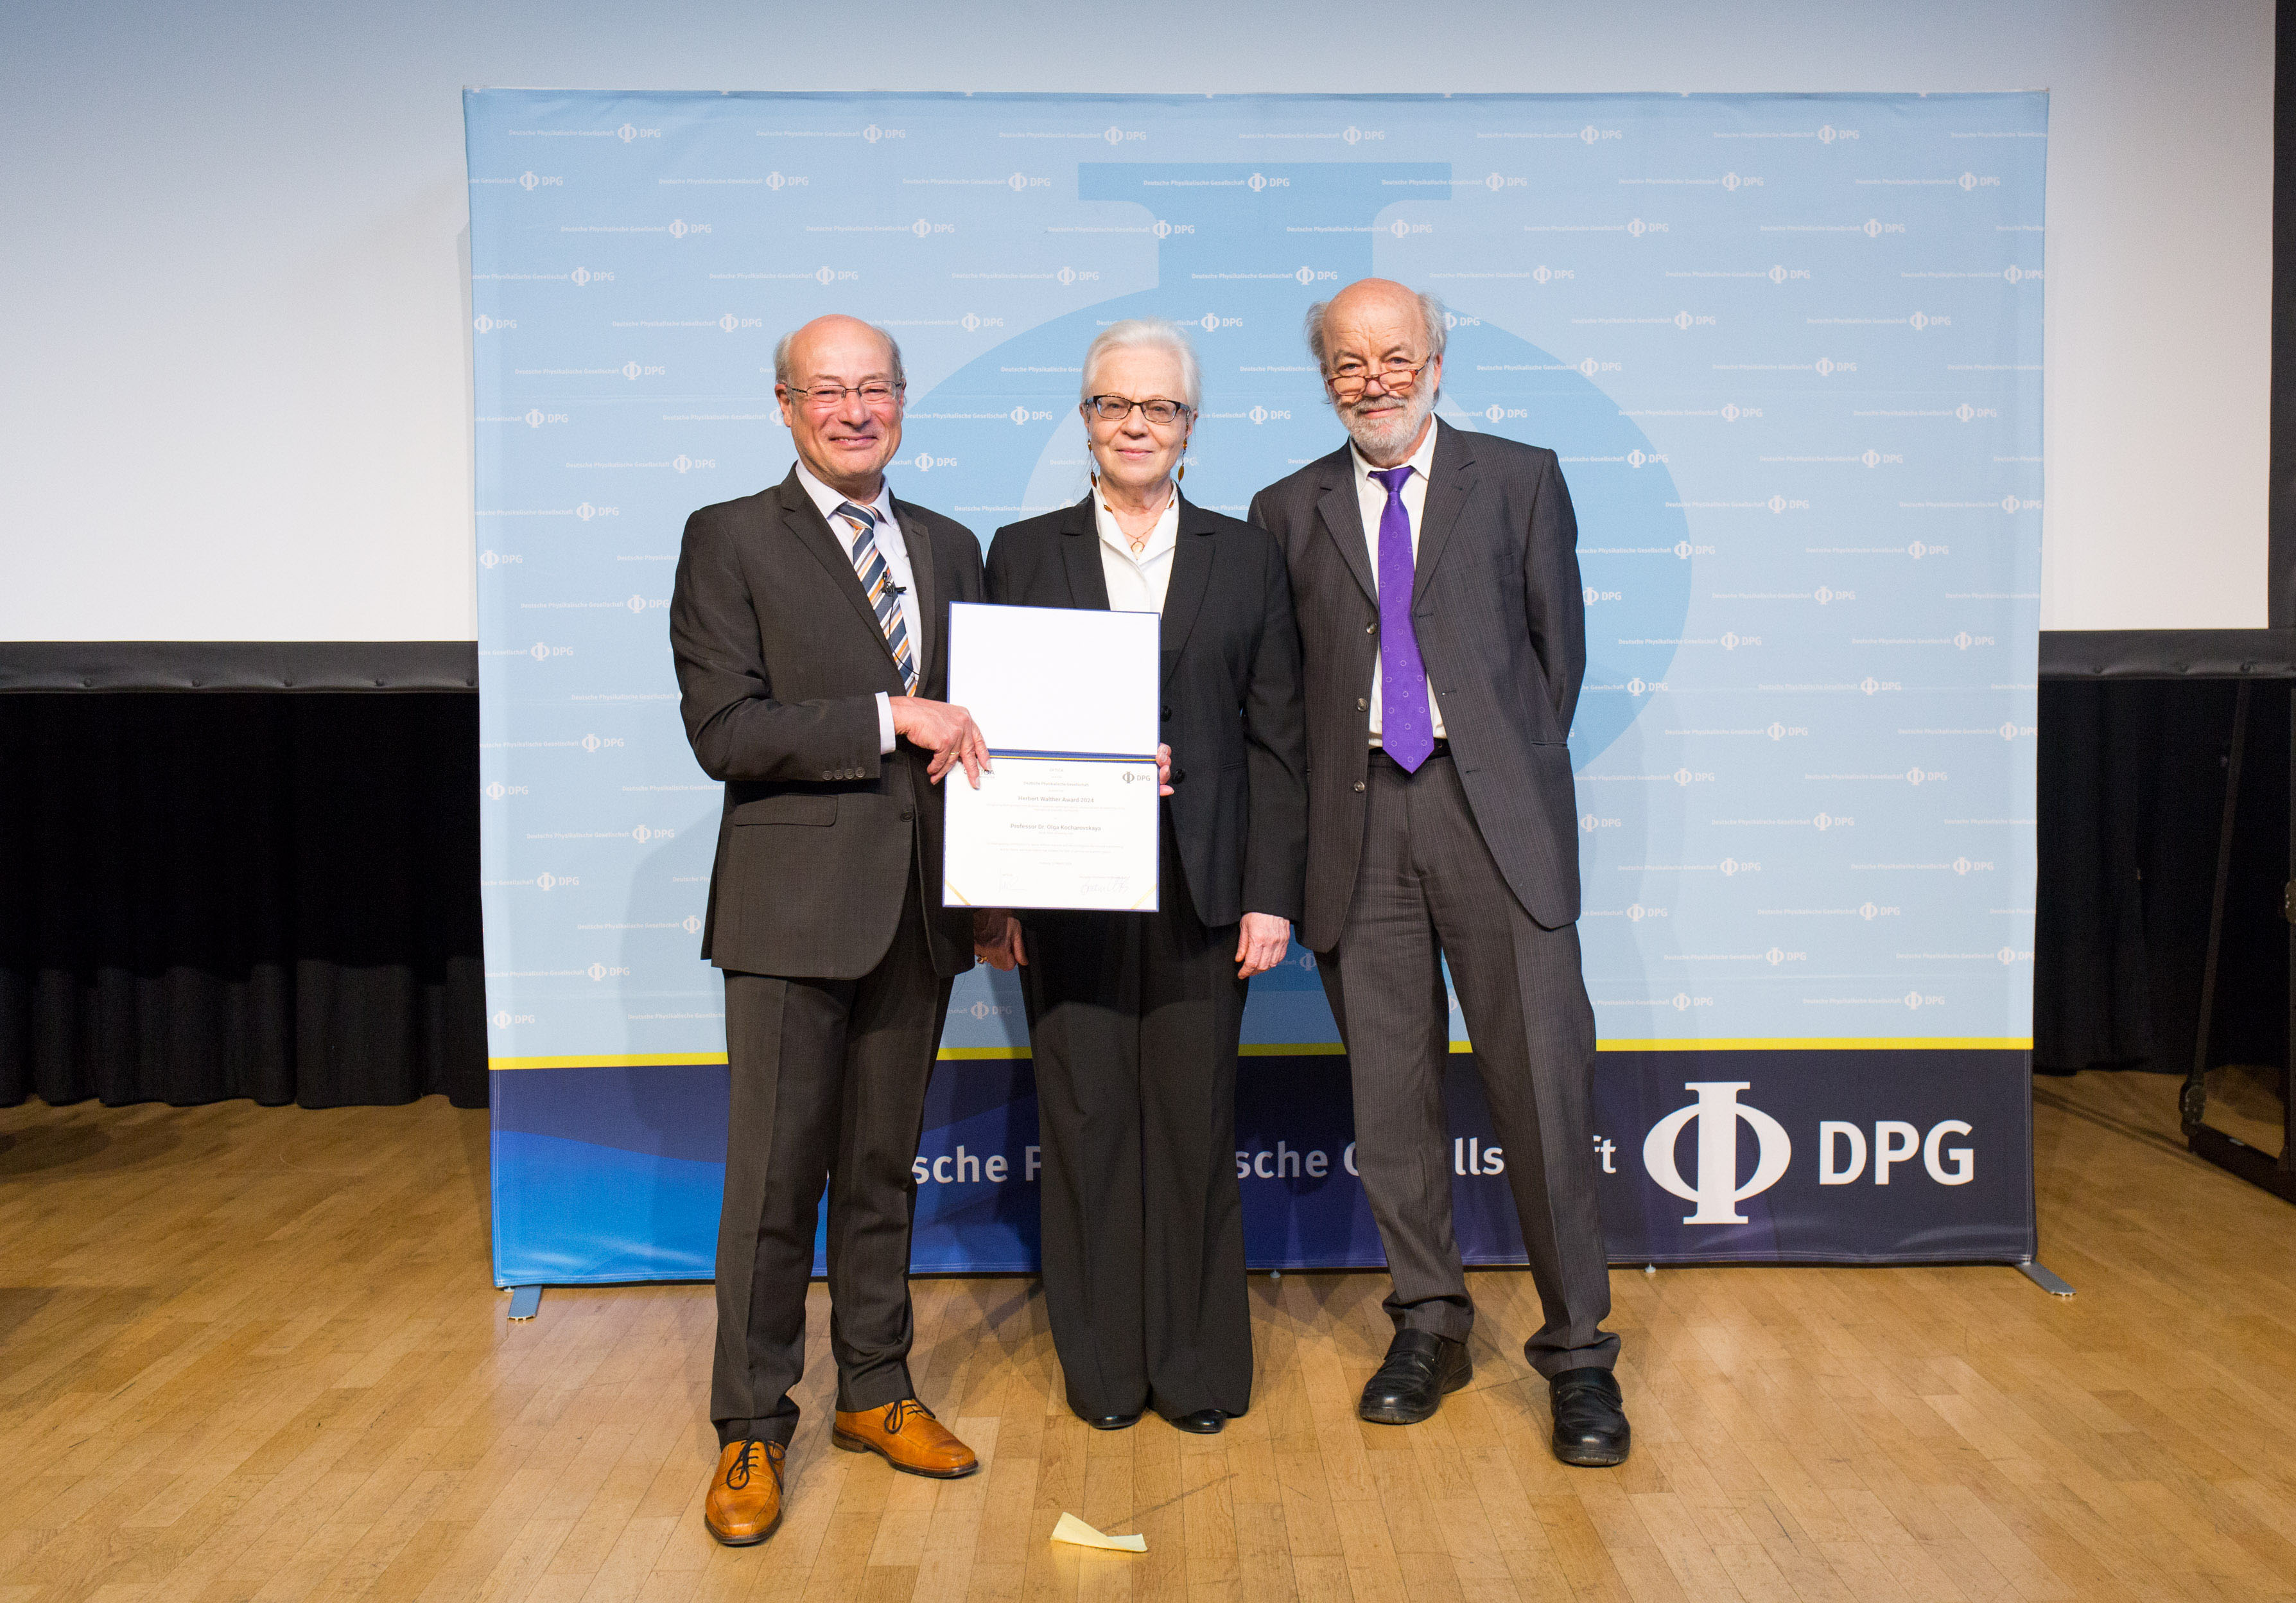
[1643,1082,1791,1224]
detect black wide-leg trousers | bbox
[1020,810,1253,1422]
[711,871,953,1449]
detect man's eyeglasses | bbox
[1323,358,1431,402]
[785,381,905,411]
[1084,394,1193,426]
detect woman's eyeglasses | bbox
[1085,394,1192,426]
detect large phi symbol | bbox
[1642,1082,1792,1224]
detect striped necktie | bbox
[834,500,918,693]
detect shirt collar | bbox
[794,458,896,532]
[1350,416,1439,486]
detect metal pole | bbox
[2184,680,2252,1130]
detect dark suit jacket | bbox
[984,493,1307,930]
[670,466,984,980]
[1246,419,1585,949]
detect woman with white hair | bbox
[977,319,1307,1435]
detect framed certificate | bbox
[941,602,1160,912]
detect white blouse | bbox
[1093,484,1180,616]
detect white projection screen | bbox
[0,0,2275,651]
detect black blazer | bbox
[1247,419,1585,949]
[984,492,1307,929]
[670,466,984,980]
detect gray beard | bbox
[1337,388,1437,464]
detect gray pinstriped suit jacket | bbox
[1246,419,1587,950]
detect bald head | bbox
[1307,277,1447,467]
[1305,278,1446,374]
[774,314,904,390]
[773,313,908,500]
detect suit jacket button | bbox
[900,808,914,821]
[1357,697,1368,712]
[1353,780,1366,793]
[1161,705,1172,720]
[1365,621,1377,634]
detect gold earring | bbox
[1176,460,1187,484]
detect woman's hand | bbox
[973,910,1027,971]
[1156,742,1174,796]
[1235,913,1291,979]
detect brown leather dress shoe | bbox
[703,1438,785,1545]
[831,1397,979,1478]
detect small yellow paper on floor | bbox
[1050,1511,1147,1552]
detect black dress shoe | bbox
[1079,1410,1142,1431]
[1548,1367,1630,1466]
[1169,1408,1225,1435]
[1359,1329,1472,1424]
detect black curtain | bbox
[0,681,2286,1107]
[0,693,485,1108]
[2034,678,2291,1076]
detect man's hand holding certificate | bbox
[941,602,1167,913]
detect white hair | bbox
[1079,319,1203,413]
[772,322,905,388]
[1302,289,1449,371]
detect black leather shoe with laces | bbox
[1169,1408,1226,1435]
[1358,1329,1472,1424]
[1547,1367,1631,1466]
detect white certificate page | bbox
[941,602,1161,912]
[946,602,1158,757]
[943,757,1160,912]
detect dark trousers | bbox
[1020,809,1253,1421]
[1317,750,1617,1377]
[711,872,953,1448]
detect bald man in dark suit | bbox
[672,315,991,1546]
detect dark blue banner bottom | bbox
[489,1050,2034,1284]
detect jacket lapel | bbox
[889,498,938,684]
[1413,419,1477,595]
[1057,495,1112,611]
[1160,493,1219,687]
[779,470,901,678]
[1312,445,1377,608]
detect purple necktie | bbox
[1369,466,1434,772]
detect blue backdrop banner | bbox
[467,90,2044,1283]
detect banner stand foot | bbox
[2016,1261,2075,1297]
[507,1285,543,1320]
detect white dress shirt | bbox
[794,460,919,755]
[1094,482,1180,616]
[1350,421,1447,743]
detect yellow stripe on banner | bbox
[1594,1036,2032,1052]
[490,1036,2030,1071]
[490,1052,730,1071]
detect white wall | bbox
[0,0,2272,638]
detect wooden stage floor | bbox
[3,1066,2295,1602]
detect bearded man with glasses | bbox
[1246,278,1630,1467]
[670,313,996,1545]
